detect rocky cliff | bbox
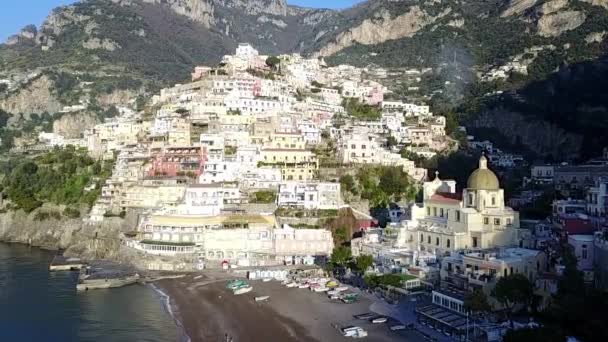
[0,206,142,261]
[52,112,99,138]
[0,74,63,116]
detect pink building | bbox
[148,146,206,177]
[191,66,211,81]
[364,85,384,106]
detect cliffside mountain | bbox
[0,0,607,159]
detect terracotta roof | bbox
[430,192,462,203]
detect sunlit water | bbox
[0,243,182,342]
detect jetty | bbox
[77,273,140,291]
[49,256,86,271]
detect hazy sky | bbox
[0,0,365,42]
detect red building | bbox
[148,146,206,178]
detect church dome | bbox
[467,155,499,190]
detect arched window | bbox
[427,236,431,244]
[436,237,439,246]
[446,239,451,248]
[468,193,474,206]
[420,234,423,242]
[491,196,496,206]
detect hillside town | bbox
[6,43,608,342]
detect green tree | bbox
[265,56,281,70]
[330,246,352,267]
[386,136,398,148]
[333,226,349,246]
[464,289,491,314]
[493,273,534,325]
[502,327,565,342]
[339,174,357,195]
[355,254,374,274]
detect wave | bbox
[149,283,191,342]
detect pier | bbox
[49,256,86,271]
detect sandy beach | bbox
[157,273,420,342]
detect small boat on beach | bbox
[227,279,248,290]
[233,286,253,295]
[298,283,310,289]
[286,282,298,288]
[313,287,329,293]
[262,278,272,282]
[255,296,270,302]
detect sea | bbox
[0,242,185,342]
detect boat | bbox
[298,283,310,289]
[389,325,406,331]
[372,317,388,324]
[226,279,248,290]
[233,286,253,295]
[326,281,338,288]
[286,282,298,288]
[335,286,349,292]
[262,278,272,282]
[313,286,329,292]
[255,296,270,302]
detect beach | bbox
[157,273,424,342]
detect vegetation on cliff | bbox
[0,146,113,213]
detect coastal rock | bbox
[314,6,445,57]
[581,0,608,9]
[257,15,287,29]
[216,0,288,16]
[585,31,607,43]
[113,0,216,28]
[53,112,99,139]
[537,10,586,37]
[83,37,121,51]
[501,0,540,17]
[0,74,62,115]
[4,25,37,45]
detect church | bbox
[397,155,523,256]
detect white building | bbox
[277,182,341,209]
[568,234,594,271]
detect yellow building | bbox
[260,148,318,181]
[399,156,522,255]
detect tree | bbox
[265,56,281,70]
[330,246,352,267]
[502,327,565,342]
[355,254,374,274]
[464,289,491,314]
[333,226,349,246]
[493,273,534,325]
[386,136,398,148]
[339,174,357,195]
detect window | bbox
[427,207,430,216]
[494,218,500,225]
[582,245,588,259]
[491,196,496,206]
[433,207,437,216]
[420,234,423,242]
[472,237,478,248]
[468,193,474,205]
[440,208,444,217]
[484,217,489,225]
[427,236,431,244]
[446,239,451,248]
[436,237,439,246]
[456,210,461,222]
[506,218,512,225]
[510,267,514,275]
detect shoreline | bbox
[149,283,192,342]
[156,274,414,342]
